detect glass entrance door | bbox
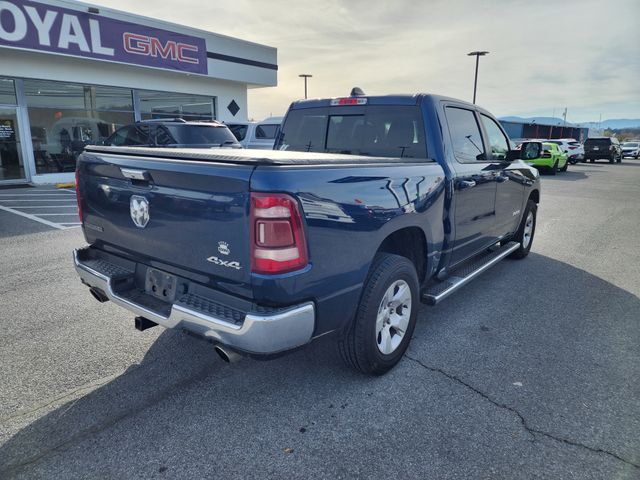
[0,107,26,183]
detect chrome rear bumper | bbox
[73,248,315,355]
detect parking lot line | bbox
[0,193,75,196]
[33,213,79,216]
[0,199,78,202]
[0,187,80,230]
[9,205,77,209]
[0,205,66,229]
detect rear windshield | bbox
[277,106,428,159]
[585,138,611,147]
[163,125,238,146]
[256,124,279,139]
[227,124,248,141]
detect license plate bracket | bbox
[145,268,178,302]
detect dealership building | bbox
[0,0,277,185]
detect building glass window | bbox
[0,78,17,105]
[24,79,134,174]
[138,90,215,121]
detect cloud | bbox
[101,0,640,122]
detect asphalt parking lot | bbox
[0,161,639,479]
[0,185,80,236]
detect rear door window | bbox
[445,107,486,162]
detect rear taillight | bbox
[250,193,308,274]
[75,168,83,222]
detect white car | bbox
[545,139,584,164]
[226,116,283,149]
[621,141,640,159]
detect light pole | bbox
[467,51,489,104]
[298,74,312,99]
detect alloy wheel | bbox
[375,280,412,355]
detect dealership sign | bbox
[0,0,208,74]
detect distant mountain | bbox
[499,116,640,129]
[579,119,640,129]
[500,116,573,126]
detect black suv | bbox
[584,137,623,163]
[104,119,241,148]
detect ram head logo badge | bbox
[218,241,230,256]
[130,195,150,228]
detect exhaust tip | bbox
[214,345,242,364]
[89,287,109,303]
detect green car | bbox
[523,142,568,175]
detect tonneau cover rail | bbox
[83,145,424,166]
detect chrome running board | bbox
[422,241,520,305]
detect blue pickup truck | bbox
[73,91,542,375]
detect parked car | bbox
[104,119,241,149]
[520,141,568,174]
[226,117,283,149]
[74,91,541,375]
[621,141,640,159]
[546,139,584,164]
[584,137,623,163]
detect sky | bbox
[102,0,640,123]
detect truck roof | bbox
[289,93,476,110]
[83,145,423,166]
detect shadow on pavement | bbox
[0,253,638,478]
[544,170,588,181]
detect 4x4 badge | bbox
[207,256,241,270]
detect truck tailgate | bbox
[78,150,255,295]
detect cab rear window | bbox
[277,106,429,159]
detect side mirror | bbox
[511,141,542,161]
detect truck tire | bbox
[508,199,537,259]
[338,253,419,375]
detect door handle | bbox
[458,180,476,189]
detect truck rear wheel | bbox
[338,253,419,375]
